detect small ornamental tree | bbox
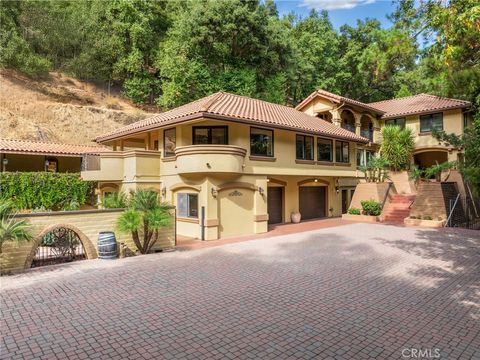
[379,125,415,171]
[0,200,32,254]
[117,190,172,254]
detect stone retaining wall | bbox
[1,209,175,274]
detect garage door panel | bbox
[299,187,326,220]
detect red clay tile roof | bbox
[295,89,385,115]
[369,94,471,119]
[0,138,107,156]
[96,92,369,143]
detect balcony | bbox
[175,145,247,175]
[81,150,161,182]
[360,129,374,142]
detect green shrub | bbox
[347,207,361,215]
[360,200,382,216]
[0,172,96,211]
[103,192,127,209]
[410,215,417,219]
[422,215,432,220]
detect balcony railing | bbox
[81,150,161,182]
[342,123,356,133]
[360,129,374,142]
[175,145,247,175]
[81,155,101,171]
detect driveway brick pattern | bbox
[1,223,479,359]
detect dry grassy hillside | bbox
[0,70,154,145]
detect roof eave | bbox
[380,104,471,119]
[95,111,368,144]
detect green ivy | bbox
[0,172,96,211]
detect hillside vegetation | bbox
[1,0,478,108]
[0,70,149,144]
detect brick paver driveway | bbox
[1,223,479,359]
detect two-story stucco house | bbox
[82,90,471,240]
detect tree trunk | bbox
[131,230,142,253]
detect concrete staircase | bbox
[382,194,416,224]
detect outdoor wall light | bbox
[335,186,340,194]
[161,187,166,197]
[258,186,264,195]
[314,178,318,182]
[211,187,218,198]
[2,158,8,165]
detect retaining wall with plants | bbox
[349,183,395,211]
[409,182,459,222]
[1,209,176,275]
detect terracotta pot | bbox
[291,212,301,223]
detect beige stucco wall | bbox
[0,209,175,274]
[0,153,82,173]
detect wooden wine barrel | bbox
[97,232,117,259]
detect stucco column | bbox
[354,113,362,136]
[253,177,268,234]
[204,178,219,240]
[329,109,342,127]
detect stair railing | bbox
[381,182,393,210]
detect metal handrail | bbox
[381,182,394,210]
[445,193,460,227]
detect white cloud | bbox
[300,0,376,10]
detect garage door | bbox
[299,186,326,220]
[218,188,254,238]
[267,187,283,224]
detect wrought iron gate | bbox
[31,227,86,267]
[446,195,480,230]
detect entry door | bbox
[267,187,283,224]
[299,186,326,220]
[341,189,348,214]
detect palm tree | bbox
[0,200,32,254]
[117,190,172,254]
[380,125,415,171]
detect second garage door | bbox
[299,186,326,220]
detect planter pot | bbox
[291,212,301,223]
[342,213,379,222]
[404,218,445,228]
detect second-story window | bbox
[164,128,176,157]
[317,138,332,162]
[296,135,314,160]
[420,113,443,133]
[335,141,349,163]
[385,118,406,129]
[193,126,228,145]
[192,126,228,145]
[250,127,274,157]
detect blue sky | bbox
[274,0,396,29]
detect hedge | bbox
[0,172,96,211]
